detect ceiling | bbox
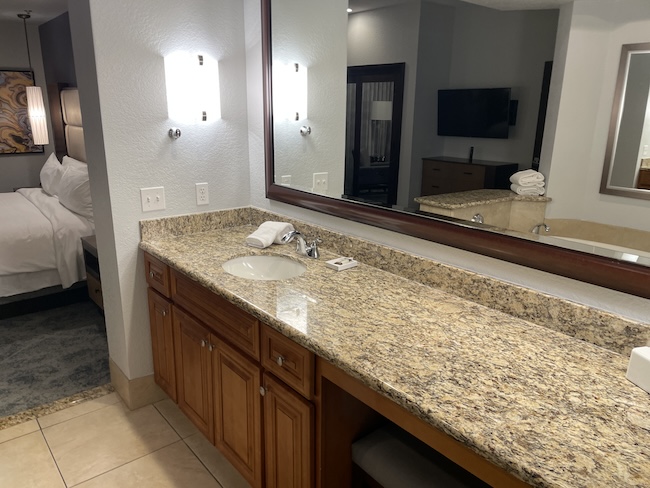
[0,0,68,24]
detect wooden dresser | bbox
[637,168,650,189]
[421,156,518,196]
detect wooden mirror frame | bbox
[261,0,650,299]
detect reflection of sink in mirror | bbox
[222,255,306,281]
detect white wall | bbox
[348,3,421,209]
[68,0,251,379]
[543,0,650,231]
[272,0,347,197]
[0,20,54,192]
[443,5,558,166]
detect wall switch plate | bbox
[280,175,292,186]
[313,172,328,194]
[196,182,209,205]
[140,187,165,212]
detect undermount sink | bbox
[222,255,306,281]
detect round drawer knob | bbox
[276,356,285,367]
[149,271,154,278]
[259,386,266,397]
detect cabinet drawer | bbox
[452,165,485,192]
[86,273,103,310]
[144,253,171,298]
[261,324,314,399]
[172,269,260,360]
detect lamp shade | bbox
[26,86,48,145]
[370,100,392,121]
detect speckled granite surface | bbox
[0,384,114,430]
[140,220,650,488]
[141,208,650,356]
[414,189,550,209]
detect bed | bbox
[0,88,94,299]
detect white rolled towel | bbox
[510,169,545,186]
[245,221,295,249]
[511,183,545,196]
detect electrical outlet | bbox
[280,175,292,186]
[140,187,166,212]
[196,182,209,205]
[313,172,328,194]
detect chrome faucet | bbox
[471,213,484,224]
[281,230,321,259]
[531,223,550,234]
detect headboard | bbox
[60,88,86,163]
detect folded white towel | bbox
[510,169,545,186]
[511,183,545,196]
[245,221,295,249]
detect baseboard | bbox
[109,359,166,410]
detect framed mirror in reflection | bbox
[601,42,650,200]
[262,0,650,298]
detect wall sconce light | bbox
[19,10,49,146]
[274,62,308,121]
[164,51,220,133]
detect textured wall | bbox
[543,0,650,230]
[69,0,251,379]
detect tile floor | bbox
[0,392,251,488]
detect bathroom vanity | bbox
[140,210,650,488]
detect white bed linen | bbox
[0,188,94,294]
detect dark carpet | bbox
[0,300,110,418]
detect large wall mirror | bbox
[262,0,650,299]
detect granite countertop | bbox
[415,189,550,209]
[140,226,650,488]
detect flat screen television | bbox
[438,88,512,139]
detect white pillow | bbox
[58,164,94,222]
[40,153,64,196]
[62,155,87,169]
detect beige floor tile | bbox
[0,419,39,444]
[185,432,252,488]
[43,402,180,486]
[75,440,222,488]
[154,398,199,438]
[38,392,121,429]
[0,431,66,487]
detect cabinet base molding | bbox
[109,358,166,410]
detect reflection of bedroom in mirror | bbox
[264,0,650,297]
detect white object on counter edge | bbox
[626,346,650,394]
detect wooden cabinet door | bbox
[213,336,263,488]
[148,288,176,401]
[173,307,214,442]
[263,373,314,488]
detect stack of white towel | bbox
[509,169,545,196]
[245,221,295,249]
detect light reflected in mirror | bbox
[263,0,650,298]
[601,42,650,200]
